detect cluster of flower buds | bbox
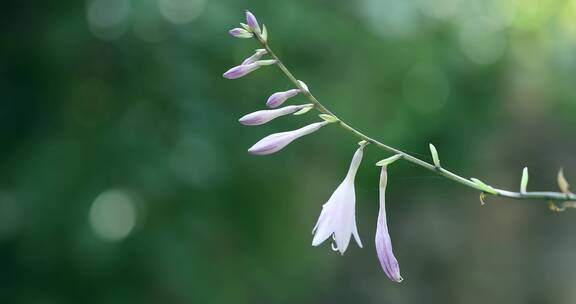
[224,11,403,283]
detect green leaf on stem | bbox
[319,114,339,123]
[293,105,314,116]
[429,143,440,167]
[558,168,571,194]
[261,25,268,42]
[520,167,529,193]
[240,23,251,31]
[470,178,498,195]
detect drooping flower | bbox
[312,142,366,254]
[239,104,313,126]
[242,49,267,65]
[246,11,261,34]
[248,121,329,155]
[229,28,253,38]
[266,89,301,108]
[376,165,403,282]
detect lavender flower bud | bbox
[248,121,328,155]
[239,104,312,126]
[229,28,253,38]
[266,89,301,108]
[223,62,261,79]
[242,49,267,65]
[245,11,261,34]
[376,166,403,282]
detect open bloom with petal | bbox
[312,143,366,254]
[239,104,312,126]
[376,165,403,282]
[248,121,328,155]
[242,49,267,65]
[266,89,301,108]
[223,62,261,79]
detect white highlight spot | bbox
[459,19,506,65]
[89,189,137,241]
[86,0,131,40]
[159,0,205,25]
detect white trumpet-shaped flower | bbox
[248,121,329,155]
[376,165,403,282]
[312,143,366,254]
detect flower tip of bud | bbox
[238,116,253,126]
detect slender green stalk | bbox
[253,33,576,203]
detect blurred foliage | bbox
[1,0,576,303]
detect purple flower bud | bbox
[242,49,267,65]
[266,89,301,108]
[376,166,403,283]
[248,121,328,155]
[239,104,311,126]
[245,11,261,34]
[229,28,253,38]
[223,62,261,79]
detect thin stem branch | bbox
[253,34,576,203]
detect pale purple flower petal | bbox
[376,166,403,282]
[229,28,253,38]
[312,144,366,254]
[245,11,261,33]
[242,49,267,65]
[248,121,328,155]
[223,62,261,79]
[266,89,301,108]
[239,104,311,126]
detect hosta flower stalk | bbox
[224,9,576,282]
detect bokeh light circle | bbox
[89,189,137,242]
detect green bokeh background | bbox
[2,0,576,303]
